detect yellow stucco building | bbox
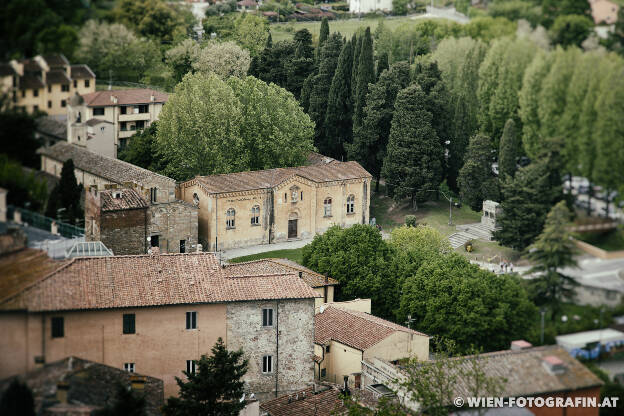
[178,160,372,251]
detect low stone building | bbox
[314,305,429,386]
[0,356,164,416]
[85,187,198,255]
[0,251,317,399]
[178,161,372,251]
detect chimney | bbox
[150,93,155,102]
[110,95,118,104]
[510,340,533,351]
[196,243,202,253]
[542,355,567,375]
[56,381,69,404]
[325,275,329,284]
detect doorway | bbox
[288,219,298,239]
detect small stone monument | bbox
[481,200,501,231]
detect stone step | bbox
[448,232,473,249]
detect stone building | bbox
[0,54,95,115]
[85,187,199,255]
[178,161,372,251]
[0,251,317,399]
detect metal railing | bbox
[9,205,84,239]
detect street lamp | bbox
[540,308,547,345]
[424,189,454,226]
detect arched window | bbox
[192,193,200,206]
[226,208,235,229]
[323,197,332,217]
[346,194,355,214]
[251,205,260,225]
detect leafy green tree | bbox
[118,123,165,173]
[93,383,146,416]
[463,16,517,42]
[0,379,35,416]
[498,119,519,179]
[526,201,578,321]
[447,93,471,192]
[202,14,237,41]
[550,15,594,47]
[477,38,511,136]
[227,76,315,171]
[0,103,41,168]
[302,225,396,320]
[541,0,591,27]
[399,253,537,353]
[193,41,251,80]
[349,62,411,191]
[0,155,48,212]
[162,338,248,416]
[353,27,375,131]
[392,0,409,16]
[165,39,201,83]
[382,84,443,209]
[458,133,499,212]
[518,50,554,159]
[114,0,190,43]
[308,33,343,150]
[323,40,353,159]
[493,158,562,250]
[234,13,268,57]
[35,24,78,60]
[46,159,83,225]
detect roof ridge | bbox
[267,258,327,278]
[325,305,426,336]
[0,258,76,305]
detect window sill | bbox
[346,212,356,216]
[323,215,333,218]
[226,227,236,230]
[251,223,261,227]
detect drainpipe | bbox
[215,195,218,252]
[275,299,279,397]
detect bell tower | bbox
[67,92,87,147]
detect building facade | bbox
[0,55,95,115]
[178,161,372,251]
[0,252,317,399]
[349,0,393,14]
[589,0,619,25]
[67,89,168,155]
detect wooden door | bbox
[288,219,297,239]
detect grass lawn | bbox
[228,248,304,264]
[270,15,438,42]
[576,230,624,252]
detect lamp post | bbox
[424,189,453,226]
[540,308,546,345]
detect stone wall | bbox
[226,299,315,401]
[149,201,198,254]
[100,208,149,255]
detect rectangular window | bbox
[123,313,135,334]
[120,121,127,131]
[136,120,145,129]
[121,106,127,115]
[48,85,52,93]
[85,79,90,88]
[321,368,327,378]
[180,240,185,253]
[150,187,157,203]
[61,100,66,107]
[186,311,197,329]
[326,345,330,353]
[119,138,127,150]
[73,80,77,88]
[93,107,104,116]
[262,308,273,327]
[51,317,64,338]
[138,104,149,113]
[21,90,25,98]
[124,363,135,373]
[47,100,52,108]
[33,105,38,112]
[186,360,196,375]
[33,89,38,97]
[262,355,273,373]
[61,84,69,92]
[150,235,159,247]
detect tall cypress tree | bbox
[458,134,499,212]
[308,33,343,150]
[349,62,411,191]
[351,34,362,97]
[286,29,315,100]
[376,52,389,80]
[353,27,374,131]
[46,159,83,225]
[498,118,519,180]
[447,93,471,193]
[382,84,443,209]
[324,40,353,159]
[316,17,330,62]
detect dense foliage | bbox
[0,379,35,416]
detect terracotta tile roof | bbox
[0,252,318,312]
[36,116,67,139]
[192,161,371,194]
[37,142,175,189]
[224,258,338,288]
[315,306,427,351]
[20,74,44,89]
[443,345,604,401]
[21,58,42,72]
[43,54,69,67]
[260,385,348,416]
[81,89,168,107]
[70,64,96,80]
[306,151,336,166]
[100,188,149,211]
[45,69,71,86]
[0,248,68,306]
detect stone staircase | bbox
[448,223,496,249]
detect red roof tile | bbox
[81,89,168,107]
[100,188,149,211]
[315,306,427,351]
[0,253,317,312]
[260,385,347,416]
[191,161,371,194]
[224,258,338,288]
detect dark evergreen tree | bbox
[498,118,519,180]
[493,159,563,250]
[376,52,389,80]
[458,133,499,212]
[263,41,296,88]
[300,73,314,113]
[162,338,248,416]
[351,33,362,97]
[287,30,315,100]
[382,84,443,209]
[93,383,146,416]
[353,27,375,131]
[349,62,411,192]
[315,17,329,62]
[308,33,343,150]
[293,28,314,60]
[46,159,83,225]
[0,103,41,168]
[0,379,35,416]
[447,93,471,193]
[324,40,353,159]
